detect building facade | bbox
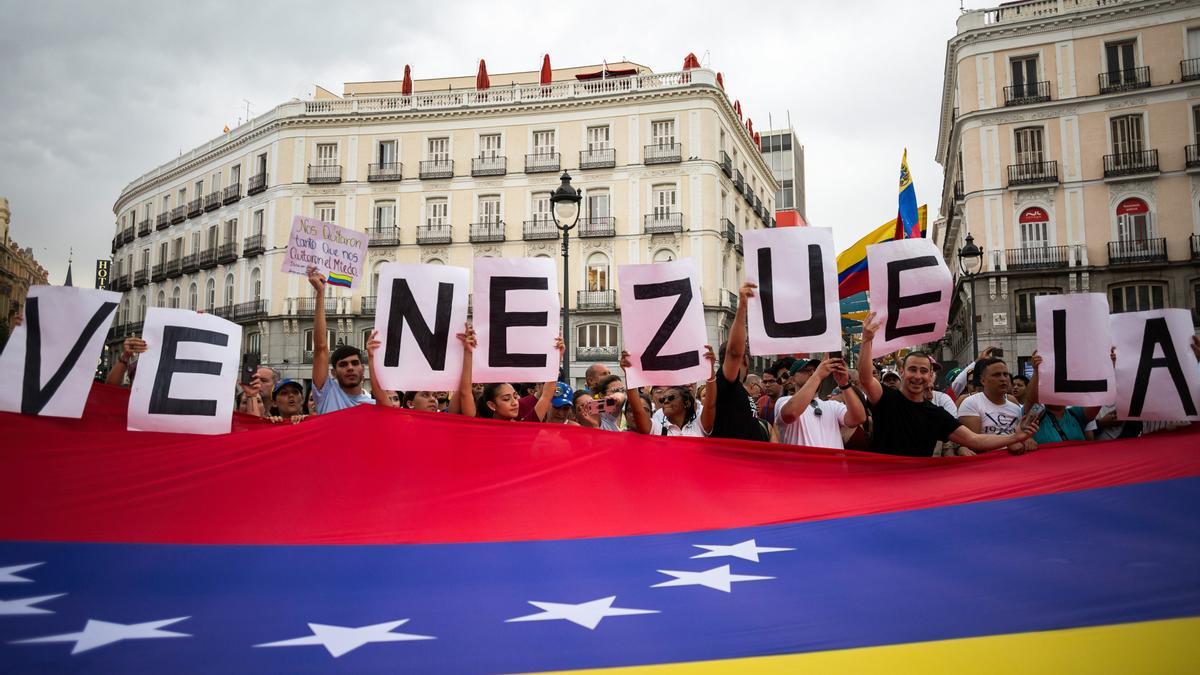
[933,0,1200,375]
[0,197,50,325]
[759,128,807,226]
[108,62,778,389]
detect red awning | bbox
[401,65,412,96]
[1020,207,1049,223]
[575,67,639,81]
[682,52,700,70]
[476,59,490,90]
[540,54,552,85]
[1116,198,1148,215]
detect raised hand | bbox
[306,266,326,292]
[619,349,633,371]
[738,281,758,302]
[703,344,716,380]
[1031,350,1043,371]
[861,311,880,342]
[829,359,851,386]
[122,337,148,358]
[456,323,477,353]
[553,335,565,358]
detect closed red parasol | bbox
[540,54,552,85]
[402,65,413,96]
[747,117,754,136]
[734,100,742,119]
[682,52,700,70]
[716,72,724,89]
[476,59,490,90]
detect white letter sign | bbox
[472,257,560,384]
[280,215,369,289]
[743,226,841,355]
[0,286,120,418]
[866,238,952,354]
[1111,309,1199,421]
[127,308,241,435]
[1034,293,1115,407]
[372,263,469,392]
[617,258,709,388]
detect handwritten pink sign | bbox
[280,216,368,289]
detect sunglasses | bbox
[658,394,680,404]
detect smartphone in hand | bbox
[240,353,261,386]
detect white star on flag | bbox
[0,593,66,616]
[652,564,774,593]
[506,595,659,630]
[690,539,795,562]
[255,620,435,658]
[11,616,190,654]
[0,562,43,583]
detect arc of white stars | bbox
[0,563,43,583]
[255,619,435,658]
[11,616,190,655]
[0,593,66,616]
[652,564,774,593]
[506,595,659,630]
[690,539,795,563]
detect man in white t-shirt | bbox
[776,356,866,449]
[956,357,1031,454]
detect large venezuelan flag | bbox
[894,149,921,240]
[836,205,928,299]
[1,385,1197,673]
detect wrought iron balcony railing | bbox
[293,298,316,316]
[151,263,165,282]
[360,296,377,314]
[644,212,683,234]
[419,159,453,179]
[525,152,560,173]
[197,247,218,269]
[211,305,234,320]
[165,259,181,278]
[368,226,401,247]
[204,192,221,211]
[580,148,616,169]
[523,218,558,240]
[417,224,453,245]
[644,143,682,165]
[1103,149,1158,178]
[137,220,151,237]
[577,289,616,311]
[1183,58,1200,82]
[1186,144,1200,169]
[719,150,732,177]
[1003,80,1051,106]
[232,300,268,322]
[732,168,744,191]
[469,221,506,243]
[1098,66,1150,94]
[217,242,238,264]
[222,183,241,204]
[472,156,507,177]
[1107,238,1167,265]
[954,178,965,201]
[133,269,148,287]
[735,232,743,255]
[155,213,170,230]
[578,216,615,238]
[242,234,264,257]
[170,205,186,224]
[1007,160,1059,187]
[187,199,203,218]
[307,164,342,184]
[368,162,403,181]
[722,217,736,243]
[576,345,618,361]
[120,227,134,244]
[181,253,198,274]
[1191,234,1200,260]
[247,173,267,195]
[1004,245,1071,271]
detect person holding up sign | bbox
[308,267,388,414]
[459,335,565,422]
[709,282,772,443]
[857,312,1038,457]
[1024,352,1103,444]
[106,336,147,387]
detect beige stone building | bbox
[933,0,1200,374]
[109,61,777,388]
[0,198,50,326]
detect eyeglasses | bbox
[658,394,679,404]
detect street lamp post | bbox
[549,171,582,384]
[957,232,984,360]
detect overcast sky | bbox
[0,0,966,285]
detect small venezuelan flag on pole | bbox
[327,272,353,288]
[895,149,921,239]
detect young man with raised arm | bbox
[857,312,1038,457]
[776,355,866,449]
[308,267,390,413]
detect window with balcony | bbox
[316,143,337,166]
[230,164,240,186]
[427,198,448,226]
[224,274,235,308]
[427,137,449,161]
[1015,289,1058,333]
[1018,208,1049,249]
[316,202,336,224]
[652,185,676,217]
[586,252,609,292]
[576,323,618,361]
[370,140,401,181]
[223,218,237,243]
[205,278,216,311]
[1014,127,1043,164]
[474,133,505,175]
[206,224,218,250]
[1110,283,1165,313]
[374,201,395,228]
[1106,114,1156,176]
[1102,40,1144,92]
[587,125,610,151]
[1189,106,1200,168]
[533,130,555,155]
[646,120,680,164]
[479,133,501,158]
[1116,198,1151,242]
[252,209,264,235]
[1110,115,1144,155]
[378,140,397,165]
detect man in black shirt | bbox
[703,281,772,442]
[857,311,1037,457]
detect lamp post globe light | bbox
[957,232,984,360]
[549,170,582,383]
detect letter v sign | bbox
[19,297,118,415]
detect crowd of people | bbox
[40,266,1199,456]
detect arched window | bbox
[171,286,181,309]
[205,278,216,311]
[137,294,147,322]
[653,248,675,263]
[586,252,609,292]
[223,274,235,308]
[120,298,129,325]
[1018,207,1049,249]
[1115,198,1150,242]
[156,290,166,308]
[426,258,445,265]
[250,268,261,301]
[188,283,198,311]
